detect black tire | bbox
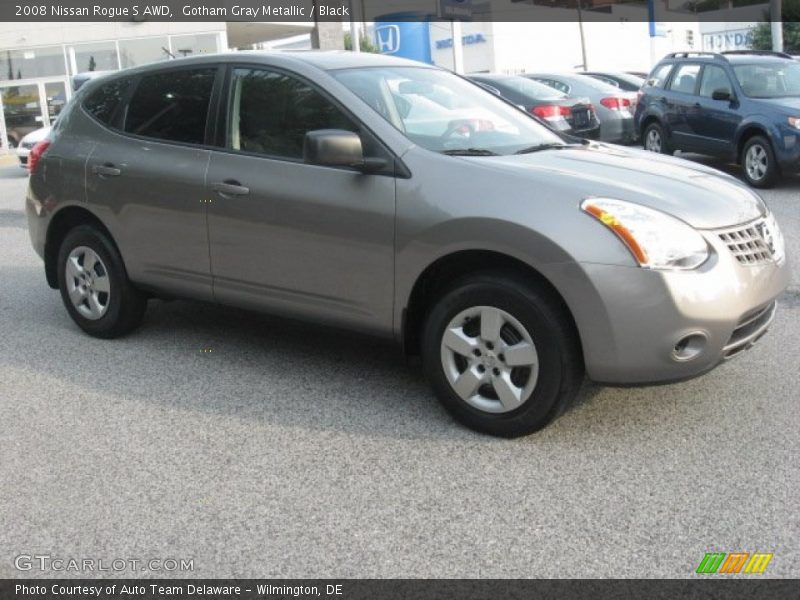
[643,121,673,155]
[421,272,584,437]
[57,225,147,338]
[741,135,779,189]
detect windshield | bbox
[733,62,800,98]
[332,66,564,155]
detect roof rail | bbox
[721,50,793,59]
[665,51,724,59]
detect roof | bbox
[96,49,434,78]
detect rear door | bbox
[85,66,220,300]
[663,63,702,151]
[205,65,396,335]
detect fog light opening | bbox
[672,333,707,362]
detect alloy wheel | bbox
[440,306,539,414]
[645,128,661,152]
[65,246,111,320]
[745,144,768,182]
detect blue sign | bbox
[435,33,487,50]
[374,18,432,64]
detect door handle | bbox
[211,180,250,197]
[92,163,121,177]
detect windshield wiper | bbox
[441,148,499,156]
[514,142,573,155]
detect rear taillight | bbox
[531,105,571,120]
[27,139,51,174]
[600,97,632,110]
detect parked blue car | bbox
[635,51,800,188]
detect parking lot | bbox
[0,151,798,578]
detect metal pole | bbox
[349,0,361,52]
[577,0,588,71]
[452,19,465,73]
[770,0,783,52]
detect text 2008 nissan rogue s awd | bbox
[26,52,790,437]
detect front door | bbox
[690,64,741,158]
[206,66,396,335]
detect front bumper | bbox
[544,229,790,385]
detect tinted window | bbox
[699,65,732,98]
[668,64,701,94]
[229,68,356,159]
[84,77,132,125]
[124,68,216,144]
[647,63,673,88]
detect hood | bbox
[20,126,51,145]
[752,96,800,112]
[480,143,765,229]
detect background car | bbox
[468,74,600,139]
[524,72,638,143]
[635,50,800,188]
[580,71,645,92]
[15,125,51,169]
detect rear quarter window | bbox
[83,77,132,125]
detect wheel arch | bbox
[735,123,772,164]
[44,205,120,289]
[401,249,582,358]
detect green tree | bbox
[344,32,379,53]
[750,0,800,53]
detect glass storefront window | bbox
[1,46,66,82]
[68,42,118,75]
[118,37,170,69]
[169,34,219,58]
[2,84,43,146]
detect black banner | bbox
[0,0,789,23]
[1,580,800,600]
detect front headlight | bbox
[581,198,709,270]
[764,211,786,264]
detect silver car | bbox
[26,52,789,437]
[526,72,638,143]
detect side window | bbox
[83,77,132,125]
[647,63,674,89]
[124,68,216,144]
[229,68,356,159]
[668,64,701,95]
[699,65,732,98]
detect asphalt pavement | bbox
[0,152,798,578]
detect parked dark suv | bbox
[635,51,800,188]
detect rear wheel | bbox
[643,121,672,155]
[741,135,779,188]
[57,225,147,338]
[421,273,584,437]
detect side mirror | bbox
[711,88,732,101]
[303,129,387,173]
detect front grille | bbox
[722,301,776,359]
[21,141,35,149]
[572,109,589,127]
[717,219,773,266]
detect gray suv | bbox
[26,52,790,437]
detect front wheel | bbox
[57,225,147,338]
[421,273,584,437]
[741,135,779,188]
